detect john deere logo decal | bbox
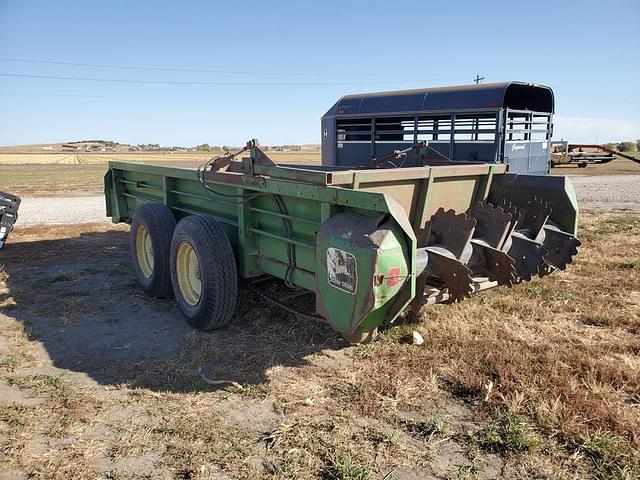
[327,247,357,294]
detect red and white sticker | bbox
[386,266,401,286]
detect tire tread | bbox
[130,202,175,298]
[170,215,237,330]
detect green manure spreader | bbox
[105,139,580,343]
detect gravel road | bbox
[569,175,639,208]
[14,175,640,225]
[17,195,110,225]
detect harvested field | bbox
[1,211,638,479]
[0,152,215,165]
[0,164,107,197]
[0,151,322,197]
[0,151,321,165]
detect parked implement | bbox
[105,137,580,342]
[0,191,20,249]
[550,141,640,167]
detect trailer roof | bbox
[322,81,554,117]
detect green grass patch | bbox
[582,215,640,241]
[0,402,38,429]
[321,446,372,480]
[580,432,639,480]
[400,418,449,441]
[0,354,21,371]
[8,372,67,391]
[476,412,540,454]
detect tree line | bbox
[603,140,640,152]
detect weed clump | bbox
[477,412,540,453]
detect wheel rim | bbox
[135,225,154,278]
[176,241,202,306]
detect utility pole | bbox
[474,74,485,84]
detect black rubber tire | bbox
[129,202,176,298]
[170,215,238,330]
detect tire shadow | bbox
[0,228,342,393]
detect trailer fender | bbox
[315,212,410,335]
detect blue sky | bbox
[0,0,638,146]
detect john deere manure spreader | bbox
[105,82,580,342]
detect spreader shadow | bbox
[1,228,342,393]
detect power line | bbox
[0,90,220,101]
[3,88,637,106]
[0,57,412,78]
[0,72,421,87]
[2,88,636,106]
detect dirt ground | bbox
[1,209,639,479]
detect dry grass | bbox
[343,210,640,478]
[0,210,638,479]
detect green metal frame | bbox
[104,151,577,334]
[105,160,402,294]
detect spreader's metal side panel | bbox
[104,161,402,296]
[351,165,503,244]
[488,173,579,235]
[105,160,503,309]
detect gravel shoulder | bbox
[17,195,109,225]
[569,174,640,210]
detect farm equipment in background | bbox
[0,191,20,249]
[105,134,580,342]
[321,82,556,175]
[550,141,640,167]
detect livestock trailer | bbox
[321,82,554,175]
[105,139,580,343]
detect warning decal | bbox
[327,247,357,294]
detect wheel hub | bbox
[176,241,202,306]
[135,225,154,278]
